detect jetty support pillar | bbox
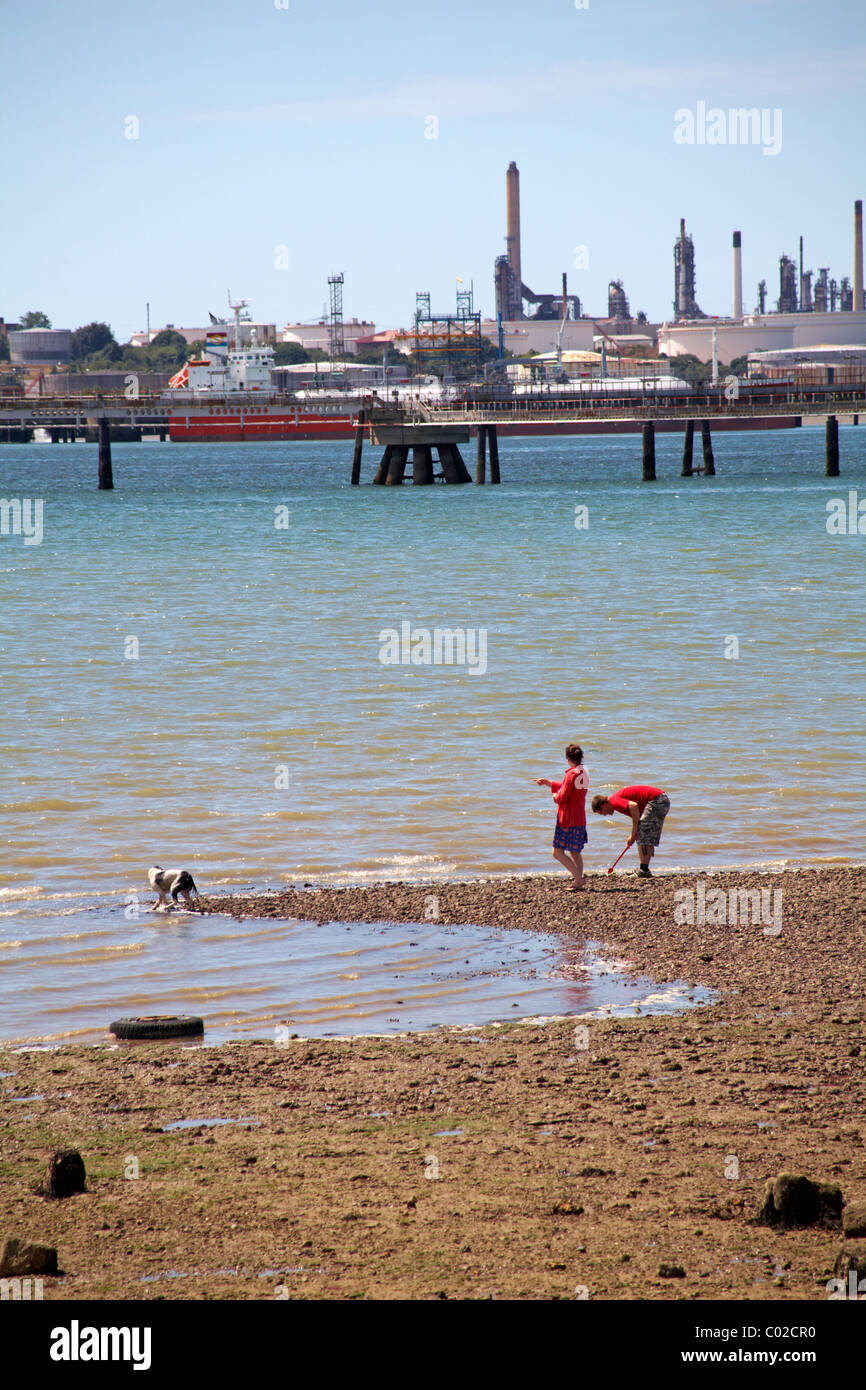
[701,420,716,476]
[97,417,113,490]
[351,412,365,485]
[368,422,473,485]
[681,419,694,477]
[488,425,501,484]
[641,421,656,481]
[825,415,840,476]
[413,445,434,485]
[385,446,409,485]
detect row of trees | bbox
[2,313,329,372]
[4,312,750,384]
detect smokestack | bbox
[732,231,743,318]
[677,219,688,316]
[505,161,521,289]
[854,199,863,312]
[561,272,568,321]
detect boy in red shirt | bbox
[591,785,670,878]
[535,744,589,891]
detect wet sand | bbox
[1,866,863,1300]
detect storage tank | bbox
[9,328,72,365]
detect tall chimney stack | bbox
[732,231,743,318]
[506,161,522,289]
[854,199,863,312]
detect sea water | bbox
[1,430,863,1041]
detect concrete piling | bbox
[413,445,434,485]
[350,420,364,485]
[385,445,409,485]
[641,421,656,481]
[488,427,501,484]
[372,446,393,485]
[681,419,694,477]
[475,428,486,484]
[438,443,472,484]
[362,420,492,487]
[97,417,113,490]
[701,420,715,476]
[825,415,840,476]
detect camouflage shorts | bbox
[637,793,670,846]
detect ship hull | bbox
[168,409,801,442]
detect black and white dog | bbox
[148,866,203,912]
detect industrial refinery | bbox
[486,161,866,364]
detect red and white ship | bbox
[164,300,804,442]
[166,298,424,442]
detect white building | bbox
[131,323,276,348]
[480,318,595,356]
[658,311,866,363]
[281,318,376,355]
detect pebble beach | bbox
[1,865,863,1300]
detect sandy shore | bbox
[1,866,863,1300]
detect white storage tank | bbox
[9,328,72,365]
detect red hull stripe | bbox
[168,416,799,442]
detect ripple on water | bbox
[0,910,715,1047]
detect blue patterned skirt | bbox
[553,822,588,852]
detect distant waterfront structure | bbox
[778,254,798,314]
[40,370,172,395]
[481,318,593,356]
[658,310,866,362]
[673,219,703,320]
[9,327,71,365]
[281,318,376,355]
[608,280,630,321]
[748,343,866,386]
[493,162,582,323]
[130,322,276,348]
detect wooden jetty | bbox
[351,414,501,485]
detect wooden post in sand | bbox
[641,421,656,481]
[681,419,694,477]
[97,417,113,490]
[825,415,840,477]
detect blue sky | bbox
[3,0,864,340]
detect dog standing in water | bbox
[147,866,203,912]
[535,744,589,891]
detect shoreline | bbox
[199,864,865,1002]
[205,855,865,896]
[1,864,863,1300]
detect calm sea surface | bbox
[1,429,863,1042]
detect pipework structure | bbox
[405,285,483,372]
[328,273,345,361]
[494,162,581,322]
[778,255,798,314]
[673,219,703,320]
[608,280,630,321]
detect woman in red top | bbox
[535,744,589,891]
